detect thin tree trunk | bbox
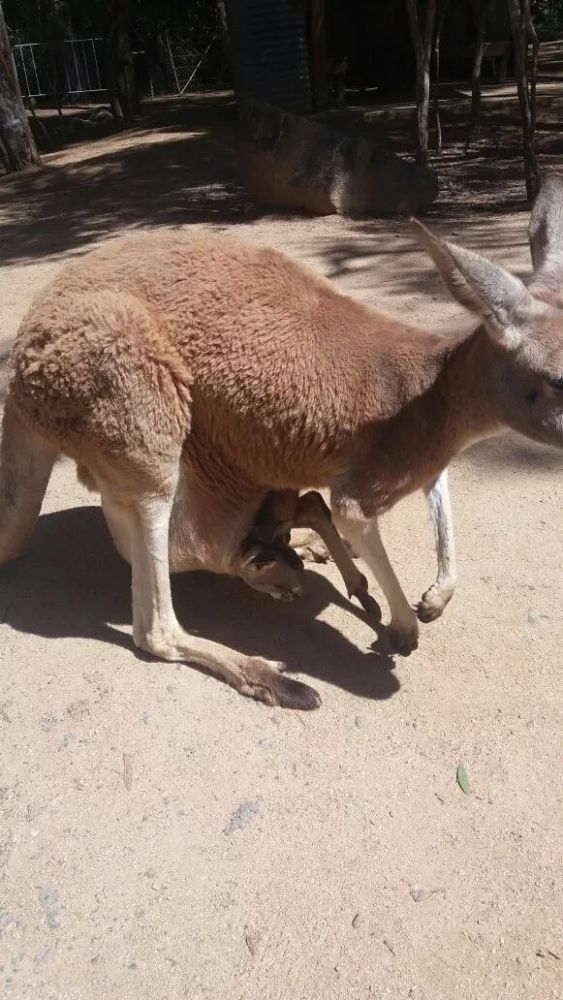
[529,13,539,138]
[432,0,450,153]
[106,0,138,119]
[508,0,538,200]
[0,8,41,172]
[406,0,437,167]
[465,0,487,154]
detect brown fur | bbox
[9,234,471,499]
[2,177,563,708]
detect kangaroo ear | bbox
[410,218,539,351]
[528,169,563,290]
[240,543,278,573]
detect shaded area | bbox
[0,506,400,703]
[3,85,563,270]
[0,97,256,266]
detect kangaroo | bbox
[1,172,563,709]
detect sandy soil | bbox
[0,94,562,1000]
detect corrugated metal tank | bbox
[226,0,312,112]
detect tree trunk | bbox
[432,0,450,153]
[106,0,138,119]
[309,0,330,111]
[0,8,41,172]
[508,0,538,200]
[465,0,487,154]
[529,13,539,137]
[406,0,437,166]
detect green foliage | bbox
[532,0,563,32]
[3,0,222,45]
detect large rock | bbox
[236,99,438,217]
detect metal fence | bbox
[13,38,105,99]
[165,33,217,95]
[14,34,216,103]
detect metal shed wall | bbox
[226,0,312,113]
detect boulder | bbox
[236,99,438,217]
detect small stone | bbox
[352,912,361,929]
[59,733,78,750]
[38,886,62,929]
[224,800,261,835]
[528,610,538,626]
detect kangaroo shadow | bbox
[0,507,400,702]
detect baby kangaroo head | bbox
[237,537,304,602]
[412,171,563,452]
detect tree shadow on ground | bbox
[3,87,561,271]
[306,212,532,298]
[0,506,400,703]
[0,127,257,266]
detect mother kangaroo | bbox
[2,173,563,708]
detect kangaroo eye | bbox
[548,376,563,390]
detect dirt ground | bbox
[0,90,562,1000]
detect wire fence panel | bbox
[13,38,106,99]
[14,34,213,102]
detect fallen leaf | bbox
[244,925,259,956]
[122,753,133,791]
[409,887,445,903]
[456,764,470,795]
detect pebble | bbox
[224,800,261,835]
[38,886,62,929]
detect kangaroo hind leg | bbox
[0,395,57,565]
[104,470,321,710]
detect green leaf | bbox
[456,764,470,795]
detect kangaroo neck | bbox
[349,328,503,516]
